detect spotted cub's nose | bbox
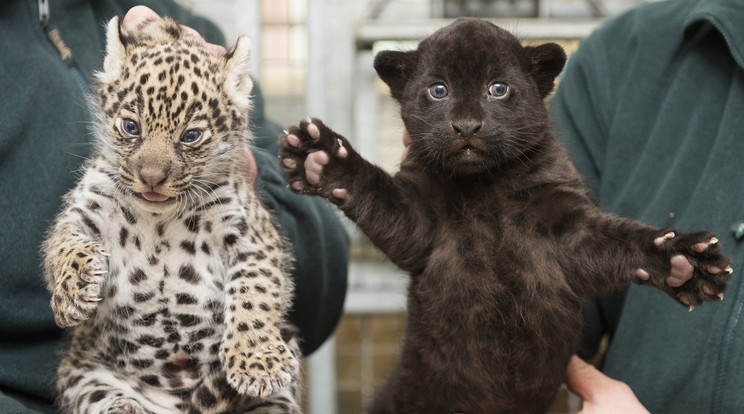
[138,166,170,188]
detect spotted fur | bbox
[42,17,301,414]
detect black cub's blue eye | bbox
[120,118,140,137]
[488,83,509,98]
[181,129,203,145]
[429,84,448,99]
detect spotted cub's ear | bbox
[98,16,127,84]
[524,43,566,98]
[223,36,254,112]
[374,50,418,102]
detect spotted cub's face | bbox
[374,18,566,176]
[94,17,253,213]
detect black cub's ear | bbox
[525,43,567,98]
[374,50,418,102]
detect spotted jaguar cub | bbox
[42,17,300,414]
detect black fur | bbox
[279,18,732,413]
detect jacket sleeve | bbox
[251,113,350,357]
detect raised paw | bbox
[640,230,733,309]
[278,117,353,202]
[223,342,299,398]
[51,243,109,328]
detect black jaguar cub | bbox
[279,18,732,413]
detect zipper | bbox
[712,269,744,414]
[38,0,49,26]
[37,0,91,96]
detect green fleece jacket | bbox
[552,0,744,412]
[0,1,348,412]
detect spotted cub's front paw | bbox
[50,243,109,327]
[642,230,733,309]
[223,339,299,398]
[279,117,353,203]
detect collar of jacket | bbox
[683,0,744,69]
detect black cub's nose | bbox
[451,120,483,137]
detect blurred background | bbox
[178,0,651,412]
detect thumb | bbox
[122,6,160,31]
[565,355,604,400]
[401,129,411,162]
[240,145,258,187]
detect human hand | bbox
[565,355,650,414]
[401,129,411,162]
[122,6,226,56]
[122,6,258,187]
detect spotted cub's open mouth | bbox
[136,192,173,203]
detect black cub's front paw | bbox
[643,230,733,309]
[278,118,353,203]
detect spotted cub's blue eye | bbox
[181,129,203,145]
[428,84,448,99]
[488,83,510,99]
[120,118,140,137]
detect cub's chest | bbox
[98,205,244,305]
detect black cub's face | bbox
[375,18,566,176]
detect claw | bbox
[718,293,725,300]
[689,305,695,312]
[86,269,108,275]
[654,232,676,246]
[100,251,112,257]
[726,266,734,274]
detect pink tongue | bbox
[141,192,170,202]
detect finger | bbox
[240,145,258,187]
[401,129,412,162]
[180,25,227,56]
[122,6,160,31]
[565,355,603,400]
[180,24,207,43]
[403,128,411,147]
[206,43,227,57]
[401,145,410,162]
[666,254,693,287]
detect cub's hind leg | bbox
[239,386,302,414]
[56,363,181,414]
